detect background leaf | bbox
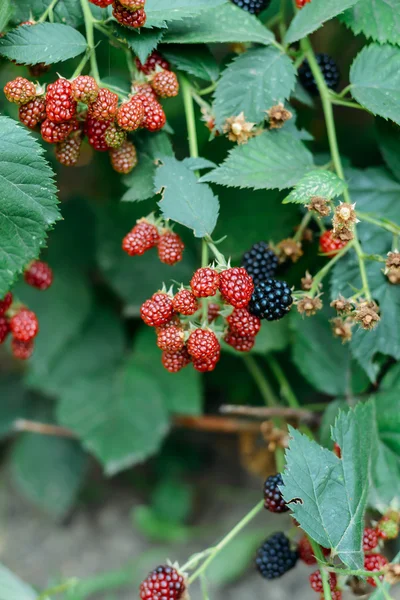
[0,0,12,32]
[0,22,87,64]
[283,170,347,204]
[110,24,165,64]
[340,0,400,45]
[162,45,219,82]
[376,119,400,182]
[145,0,226,27]
[0,564,36,600]
[9,0,94,28]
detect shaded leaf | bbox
[0,0,13,32]
[145,0,226,27]
[283,170,347,204]
[162,45,219,82]
[0,377,30,440]
[341,0,400,45]
[376,119,400,182]
[182,157,216,171]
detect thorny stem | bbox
[37,579,79,600]
[188,501,264,584]
[37,0,60,23]
[80,0,101,84]
[308,538,333,600]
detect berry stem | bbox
[358,212,400,236]
[373,579,394,600]
[37,578,78,600]
[80,0,101,84]
[70,51,91,80]
[309,240,354,297]
[293,211,312,243]
[267,356,300,409]
[205,237,225,265]
[196,82,217,97]
[353,236,372,301]
[326,566,387,577]
[329,97,365,111]
[307,538,333,600]
[37,0,60,23]
[187,500,264,584]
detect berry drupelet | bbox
[158,232,185,266]
[299,54,340,96]
[241,241,279,285]
[230,0,272,15]
[139,565,186,600]
[319,230,347,255]
[263,473,289,513]
[256,532,299,579]
[249,278,292,321]
[24,260,53,290]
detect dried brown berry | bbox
[331,317,353,343]
[330,295,353,314]
[385,251,400,284]
[301,272,314,291]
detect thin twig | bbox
[14,420,77,438]
[174,415,261,434]
[220,405,318,424]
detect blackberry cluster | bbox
[256,533,299,579]
[299,54,340,96]
[249,279,292,321]
[242,241,279,285]
[230,0,272,15]
[263,474,289,513]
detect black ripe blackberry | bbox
[256,532,299,579]
[263,474,289,513]
[230,0,272,15]
[298,54,340,96]
[249,278,292,321]
[241,241,279,285]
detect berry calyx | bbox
[113,1,146,27]
[187,328,220,360]
[230,0,272,15]
[227,307,261,337]
[55,135,82,167]
[364,553,388,587]
[256,532,299,579]
[224,330,255,352]
[172,289,199,316]
[162,347,191,373]
[89,87,119,121]
[192,347,220,373]
[46,78,77,123]
[319,230,347,255]
[139,565,186,600]
[24,261,53,290]
[122,220,160,256]
[219,267,254,309]
[158,232,185,266]
[299,54,340,96]
[249,278,292,321]
[141,292,174,327]
[4,77,36,105]
[116,96,144,131]
[151,70,180,98]
[19,97,46,129]
[0,316,10,344]
[104,123,127,149]
[138,95,166,132]
[0,292,13,315]
[110,141,138,174]
[11,338,34,360]
[85,117,110,152]
[136,51,170,75]
[10,309,39,342]
[241,241,279,285]
[157,325,185,351]
[309,571,337,593]
[263,473,289,513]
[71,75,99,104]
[363,528,379,552]
[190,268,220,298]
[41,119,75,144]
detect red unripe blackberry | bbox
[132,82,158,101]
[85,117,110,152]
[89,0,113,6]
[172,289,199,316]
[192,346,220,372]
[141,293,174,327]
[298,537,330,565]
[19,97,46,129]
[296,0,311,7]
[224,330,255,352]
[158,232,185,265]
[162,347,191,373]
[24,261,53,290]
[364,553,388,587]
[263,473,289,513]
[190,268,220,298]
[46,79,77,123]
[119,0,146,9]
[0,316,10,344]
[4,77,36,105]
[219,267,254,309]
[363,528,379,552]
[151,70,179,98]
[157,325,185,352]
[122,220,159,256]
[136,51,170,75]
[55,135,82,167]
[309,570,337,593]
[71,75,99,104]
[110,141,138,174]
[207,302,220,323]
[10,309,39,342]
[41,119,75,143]
[187,328,220,360]
[116,96,144,131]
[104,123,127,148]
[0,292,13,315]
[113,1,146,27]
[139,565,186,600]
[11,338,34,360]
[319,230,347,255]
[138,95,166,132]
[227,307,261,337]
[89,87,119,121]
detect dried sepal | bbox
[266,103,292,130]
[306,196,331,217]
[331,317,353,343]
[354,299,380,330]
[277,238,303,263]
[223,112,257,144]
[296,295,323,317]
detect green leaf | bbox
[0,564,36,600]
[0,22,87,64]
[340,0,400,45]
[319,399,347,449]
[162,45,219,82]
[57,361,169,476]
[10,0,92,28]
[285,0,361,44]
[291,310,369,396]
[201,130,314,191]
[213,47,296,130]
[145,0,226,27]
[0,377,30,440]
[11,434,88,518]
[282,402,375,569]
[0,116,60,297]
[347,166,400,226]
[283,169,347,204]
[182,157,216,171]
[155,157,219,237]
[350,44,400,126]
[376,119,400,182]
[110,24,165,64]
[0,0,13,32]
[151,478,193,523]
[162,3,274,45]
